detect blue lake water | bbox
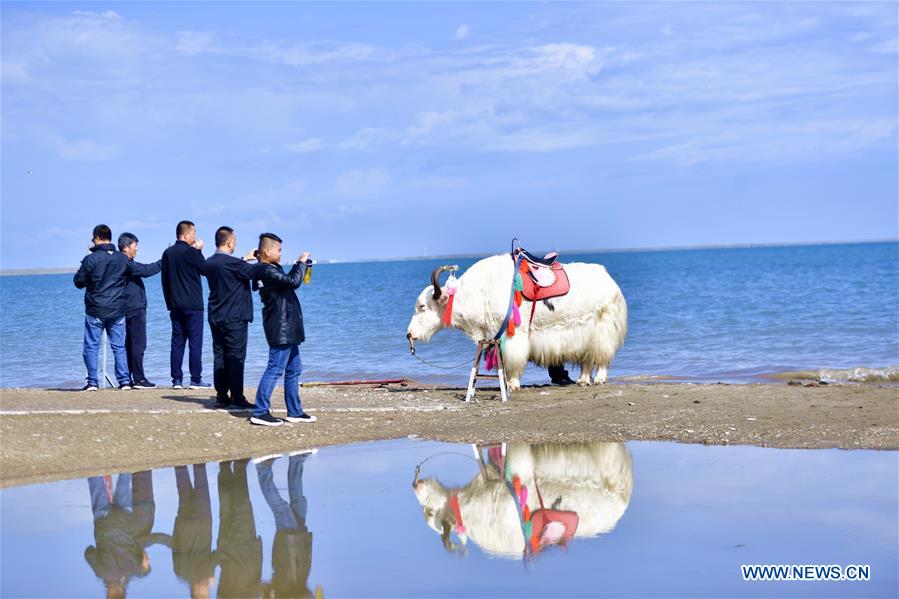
[0,439,896,597]
[0,242,896,388]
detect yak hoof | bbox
[507,378,522,391]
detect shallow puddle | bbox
[1,439,896,597]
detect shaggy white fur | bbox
[413,442,634,558]
[407,254,628,389]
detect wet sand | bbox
[1,382,896,488]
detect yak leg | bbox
[577,363,593,386]
[594,366,608,385]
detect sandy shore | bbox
[1,381,896,488]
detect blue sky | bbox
[1,1,896,269]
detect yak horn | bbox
[430,265,456,300]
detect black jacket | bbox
[161,241,206,312]
[255,262,307,346]
[205,252,259,325]
[124,259,162,312]
[74,244,140,319]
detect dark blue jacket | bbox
[124,260,162,312]
[204,252,260,325]
[74,244,138,319]
[161,241,206,312]
[255,261,307,346]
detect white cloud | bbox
[284,138,323,153]
[56,138,121,161]
[337,127,389,151]
[175,30,214,55]
[71,10,121,19]
[334,168,391,196]
[455,24,470,40]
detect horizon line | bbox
[1,237,895,276]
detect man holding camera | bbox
[161,220,210,390]
[204,226,259,409]
[249,233,316,426]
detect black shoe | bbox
[215,396,231,408]
[249,413,284,427]
[231,398,255,410]
[133,380,157,389]
[551,376,576,386]
[81,384,99,392]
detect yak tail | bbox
[596,291,628,366]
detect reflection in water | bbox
[217,460,262,598]
[412,442,634,559]
[81,457,319,599]
[256,452,316,599]
[173,465,215,598]
[85,471,171,598]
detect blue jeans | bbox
[83,315,130,387]
[256,454,309,530]
[254,344,303,418]
[88,473,133,520]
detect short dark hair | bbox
[117,232,138,251]
[92,224,112,242]
[176,220,195,238]
[215,226,234,248]
[258,232,282,250]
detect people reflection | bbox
[84,471,170,598]
[216,459,263,598]
[412,442,634,559]
[173,464,216,598]
[255,451,317,598]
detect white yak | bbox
[406,254,627,389]
[413,442,634,558]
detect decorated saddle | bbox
[516,249,570,302]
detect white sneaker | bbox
[252,453,283,464]
[82,384,98,392]
[285,413,317,424]
[287,448,318,457]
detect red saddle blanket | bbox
[521,261,570,301]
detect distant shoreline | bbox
[2,238,896,276]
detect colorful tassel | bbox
[520,486,528,506]
[513,476,521,495]
[500,335,506,353]
[507,319,515,336]
[512,303,521,326]
[514,290,522,306]
[530,534,539,553]
[523,505,531,522]
[442,292,455,326]
[523,521,533,540]
[514,272,524,291]
[519,260,528,275]
[484,347,497,371]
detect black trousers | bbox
[210,321,249,402]
[548,364,570,382]
[170,308,204,384]
[125,308,148,384]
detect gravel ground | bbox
[1,381,896,488]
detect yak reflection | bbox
[412,442,634,559]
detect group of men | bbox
[74,221,314,426]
